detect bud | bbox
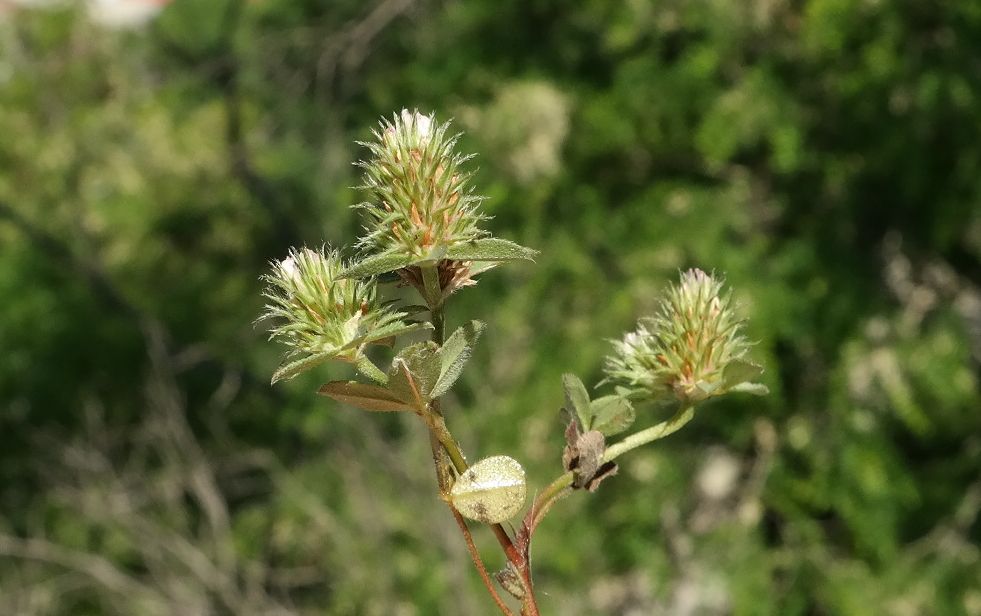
[260,246,428,383]
[356,109,487,260]
[604,269,765,404]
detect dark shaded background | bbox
[1,1,979,614]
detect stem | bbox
[431,306,445,344]
[428,411,468,473]
[418,265,525,595]
[530,473,574,529]
[521,579,541,616]
[421,265,444,331]
[428,428,452,494]
[421,276,453,495]
[449,507,517,616]
[424,409,521,563]
[602,404,695,462]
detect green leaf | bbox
[317,381,415,412]
[723,359,764,388]
[358,320,432,346]
[387,342,441,406]
[354,356,388,384]
[722,360,768,396]
[562,374,592,430]
[449,455,527,524]
[445,238,538,263]
[431,320,485,398]
[589,395,636,436]
[340,251,415,278]
[730,382,770,396]
[270,350,337,384]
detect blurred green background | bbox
[1,1,980,614]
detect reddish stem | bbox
[450,507,516,616]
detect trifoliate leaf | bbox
[340,251,415,279]
[317,381,415,412]
[450,455,527,524]
[271,350,337,384]
[387,342,441,407]
[445,238,538,263]
[562,374,592,430]
[589,395,636,436]
[431,320,485,398]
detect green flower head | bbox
[343,110,537,285]
[260,246,429,383]
[356,109,486,260]
[604,269,767,405]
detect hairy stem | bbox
[419,264,528,609]
[421,265,444,337]
[602,404,695,462]
[449,507,516,616]
[425,410,522,564]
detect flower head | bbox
[356,109,487,260]
[260,246,428,383]
[604,269,765,404]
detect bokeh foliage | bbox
[1,1,979,614]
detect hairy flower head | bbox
[355,109,487,260]
[260,246,428,383]
[604,269,765,405]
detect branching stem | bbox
[417,268,527,610]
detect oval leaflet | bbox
[450,455,527,524]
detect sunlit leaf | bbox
[270,351,337,384]
[340,252,415,278]
[446,238,538,262]
[729,382,770,396]
[450,455,527,524]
